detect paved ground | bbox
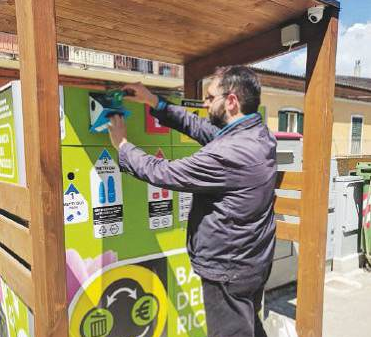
[263,268,371,337]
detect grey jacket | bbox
[119,103,277,282]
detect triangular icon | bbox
[98,149,112,161]
[65,183,79,195]
[155,148,165,159]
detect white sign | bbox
[179,192,193,222]
[69,46,114,69]
[90,149,123,238]
[63,184,89,224]
[148,183,173,230]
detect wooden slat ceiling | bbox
[1,0,337,64]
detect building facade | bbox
[256,69,371,157]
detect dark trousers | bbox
[201,267,271,337]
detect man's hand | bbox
[108,115,128,150]
[122,82,158,108]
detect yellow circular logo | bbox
[69,264,167,337]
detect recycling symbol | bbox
[70,264,167,337]
[80,279,159,337]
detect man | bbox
[108,65,277,337]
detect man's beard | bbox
[209,108,228,129]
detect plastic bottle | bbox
[107,176,116,203]
[99,181,106,204]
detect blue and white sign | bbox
[64,183,89,225]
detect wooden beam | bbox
[276,220,300,242]
[276,171,303,191]
[0,181,31,220]
[184,63,205,99]
[15,0,68,336]
[318,0,340,8]
[0,246,34,310]
[184,66,198,99]
[274,196,301,217]
[185,9,335,81]
[0,214,32,264]
[296,7,339,337]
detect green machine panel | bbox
[62,145,186,261]
[62,87,172,147]
[1,81,207,337]
[61,89,207,336]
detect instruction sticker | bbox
[148,149,173,230]
[178,192,193,222]
[64,183,89,225]
[90,149,123,238]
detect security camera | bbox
[308,5,325,23]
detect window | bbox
[350,115,363,154]
[278,108,304,134]
[287,112,297,133]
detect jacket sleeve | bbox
[150,103,220,146]
[119,142,227,193]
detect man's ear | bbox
[225,94,239,113]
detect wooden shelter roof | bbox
[1,0,339,65]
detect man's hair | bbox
[213,65,261,114]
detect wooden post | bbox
[296,8,339,337]
[184,65,201,99]
[14,0,68,336]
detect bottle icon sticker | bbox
[107,176,116,203]
[99,181,106,204]
[90,149,124,239]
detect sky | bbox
[254,0,371,78]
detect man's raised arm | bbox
[122,82,219,145]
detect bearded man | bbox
[108,65,277,337]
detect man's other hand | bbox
[108,115,128,150]
[122,82,158,108]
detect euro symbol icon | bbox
[132,295,159,326]
[135,299,151,321]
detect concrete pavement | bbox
[263,268,371,337]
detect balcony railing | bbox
[1,32,184,79]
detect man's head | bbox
[204,66,261,128]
